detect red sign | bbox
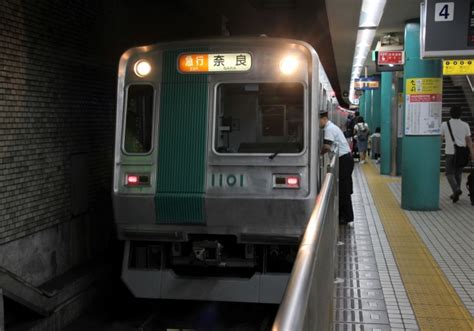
[378,51,404,65]
[409,94,441,103]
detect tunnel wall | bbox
[0,0,334,287]
[0,1,115,285]
[0,0,226,286]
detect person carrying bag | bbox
[447,121,470,168]
[440,106,473,203]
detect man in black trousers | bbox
[319,111,355,224]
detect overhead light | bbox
[355,29,376,48]
[349,0,387,105]
[359,0,387,28]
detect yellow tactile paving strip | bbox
[362,162,474,330]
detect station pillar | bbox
[365,90,372,129]
[372,87,381,132]
[396,77,404,176]
[401,22,442,210]
[380,72,393,175]
[359,93,366,118]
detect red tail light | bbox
[126,175,139,185]
[273,174,301,189]
[286,176,299,188]
[125,174,150,186]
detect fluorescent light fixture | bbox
[349,0,387,104]
[356,29,376,49]
[359,0,387,28]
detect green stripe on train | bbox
[156,49,208,224]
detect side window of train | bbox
[215,83,304,154]
[123,85,154,154]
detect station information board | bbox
[405,77,442,135]
[354,77,380,90]
[443,59,474,75]
[378,51,404,65]
[421,0,474,57]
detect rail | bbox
[466,75,474,93]
[272,150,339,331]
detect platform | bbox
[334,161,474,330]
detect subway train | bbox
[112,37,344,303]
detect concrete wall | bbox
[0,0,225,286]
[0,1,115,284]
[0,0,336,287]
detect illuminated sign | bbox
[178,53,252,73]
[378,51,404,65]
[354,77,380,90]
[443,59,474,75]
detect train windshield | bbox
[215,83,304,154]
[123,84,154,154]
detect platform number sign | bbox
[435,2,454,22]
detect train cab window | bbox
[215,83,304,154]
[124,85,154,154]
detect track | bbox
[65,283,277,331]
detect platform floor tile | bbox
[333,165,418,330]
[388,174,474,317]
[362,162,474,330]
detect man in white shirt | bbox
[320,111,354,224]
[440,106,473,202]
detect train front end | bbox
[113,38,321,303]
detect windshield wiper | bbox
[269,143,286,159]
[269,150,280,160]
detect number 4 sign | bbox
[435,2,454,22]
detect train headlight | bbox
[279,56,299,75]
[134,60,152,77]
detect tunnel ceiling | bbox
[326,0,422,104]
[102,0,342,103]
[101,0,421,107]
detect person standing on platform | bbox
[370,127,381,163]
[440,105,473,203]
[345,114,354,138]
[354,117,370,164]
[349,111,360,159]
[320,111,354,224]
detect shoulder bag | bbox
[447,120,470,168]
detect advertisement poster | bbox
[405,78,442,135]
[397,92,404,138]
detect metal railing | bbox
[466,75,474,93]
[272,150,339,331]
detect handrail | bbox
[466,75,474,93]
[272,149,339,331]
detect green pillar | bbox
[380,72,393,175]
[359,93,366,118]
[396,77,404,176]
[401,22,442,210]
[372,87,381,131]
[365,90,372,129]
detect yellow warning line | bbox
[361,162,474,330]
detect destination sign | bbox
[178,53,252,73]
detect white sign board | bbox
[404,78,442,135]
